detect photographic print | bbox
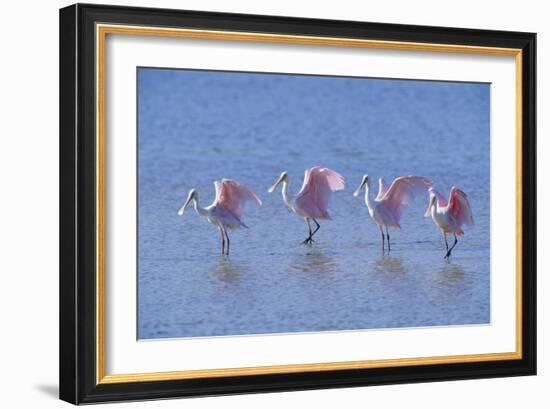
[137,68,489,340]
[60,6,536,403]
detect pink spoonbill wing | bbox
[448,187,474,226]
[213,179,262,218]
[375,177,389,201]
[379,176,433,221]
[294,166,345,219]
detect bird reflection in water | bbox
[290,247,337,276]
[212,256,248,284]
[432,262,467,291]
[371,255,406,276]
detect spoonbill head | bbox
[353,174,370,196]
[267,171,288,193]
[178,189,197,216]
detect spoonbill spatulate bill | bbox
[353,175,432,251]
[425,186,474,258]
[268,166,345,245]
[178,179,262,255]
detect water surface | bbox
[137,68,490,339]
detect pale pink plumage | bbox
[427,186,474,258]
[178,179,261,255]
[428,186,473,235]
[214,179,261,218]
[354,174,432,251]
[448,188,474,228]
[375,176,433,227]
[375,177,389,201]
[294,166,345,220]
[268,166,344,244]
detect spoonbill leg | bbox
[223,227,231,256]
[385,226,391,252]
[302,218,314,245]
[379,225,385,251]
[310,219,321,239]
[445,233,459,259]
[218,225,225,255]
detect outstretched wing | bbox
[295,166,345,219]
[448,187,474,226]
[213,179,262,219]
[379,176,432,221]
[375,177,389,202]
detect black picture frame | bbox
[60,3,536,404]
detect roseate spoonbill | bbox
[177,179,262,255]
[425,186,474,258]
[353,175,432,251]
[268,166,345,245]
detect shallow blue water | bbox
[137,68,490,339]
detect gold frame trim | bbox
[96,23,523,385]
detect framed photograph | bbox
[59,3,536,404]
